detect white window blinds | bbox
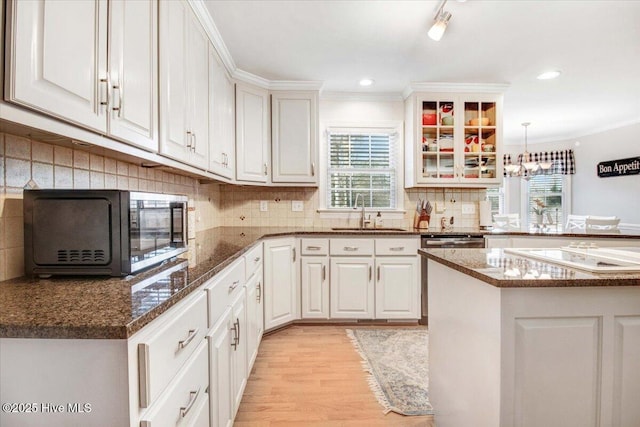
[327,129,397,209]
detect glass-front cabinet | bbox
[405,92,503,187]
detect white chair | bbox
[493,213,520,230]
[585,216,620,231]
[565,214,588,230]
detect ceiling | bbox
[203,0,640,146]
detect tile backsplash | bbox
[1,130,486,281]
[0,132,220,281]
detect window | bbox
[485,187,503,216]
[525,174,568,230]
[327,129,397,209]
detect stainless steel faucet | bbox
[353,194,371,229]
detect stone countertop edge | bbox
[0,227,422,340]
[419,248,640,288]
[2,226,640,340]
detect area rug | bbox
[346,328,434,416]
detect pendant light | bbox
[505,122,554,179]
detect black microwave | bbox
[24,190,188,277]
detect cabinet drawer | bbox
[301,238,329,256]
[330,238,374,256]
[140,341,209,427]
[245,242,263,279]
[138,292,208,408]
[205,257,245,328]
[375,238,420,256]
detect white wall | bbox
[503,122,640,224]
[569,123,640,223]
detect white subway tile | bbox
[73,169,90,188]
[104,157,117,174]
[90,172,105,189]
[55,165,74,189]
[54,146,73,167]
[73,150,90,170]
[32,140,53,163]
[90,154,104,172]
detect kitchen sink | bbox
[330,227,407,232]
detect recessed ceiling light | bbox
[537,70,561,80]
[359,78,374,87]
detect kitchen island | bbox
[420,248,640,427]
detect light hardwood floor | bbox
[235,325,435,427]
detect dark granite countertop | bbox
[420,248,640,288]
[0,227,422,340]
[2,225,640,340]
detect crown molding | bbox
[270,81,324,91]
[232,69,271,89]
[321,92,404,102]
[188,0,236,76]
[403,82,510,98]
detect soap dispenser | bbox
[375,211,383,228]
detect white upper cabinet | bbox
[405,92,503,187]
[271,91,318,184]
[6,0,107,133]
[235,83,270,183]
[108,0,158,150]
[6,0,158,152]
[209,45,236,179]
[159,0,209,169]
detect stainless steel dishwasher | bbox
[419,234,485,325]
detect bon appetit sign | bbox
[597,156,640,178]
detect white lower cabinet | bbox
[205,244,264,427]
[375,257,419,319]
[301,257,330,319]
[264,238,299,331]
[245,267,264,367]
[230,288,248,416]
[207,310,233,427]
[139,341,209,427]
[330,257,375,319]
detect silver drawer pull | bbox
[178,328,199,349]
[180,387,200,418]
[228,280,240,293]
[254,256,261,262]
[344,246,359,251]
[389,247,405,251]
[306,246,322,250]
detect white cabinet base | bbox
[428,260,640,427]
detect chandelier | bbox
[504,122,553,180]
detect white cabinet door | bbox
[186,11,209,170]
[159,0,189,161]
[107,0,158,151]
[230,289,247,417]
[301,257,329,319]
[7,0,108,132]
[264,238,299,330]
[245,267,263,369]
[209,45,235,179]
[207,310,233,427]
[236,83,270,183]
[375,257,419,319]
[271,91,318,184]
[330,257,374,319]
[159,0,208,169]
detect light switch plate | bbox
[259,200,268,212]
[462,203,476,214]
[292,200,304,212]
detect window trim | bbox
[319,121,405,219]
[520,174,572,229]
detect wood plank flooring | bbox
[235,325,435,427]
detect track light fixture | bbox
[428,0,452,41]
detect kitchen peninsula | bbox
[420,247,640,427]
